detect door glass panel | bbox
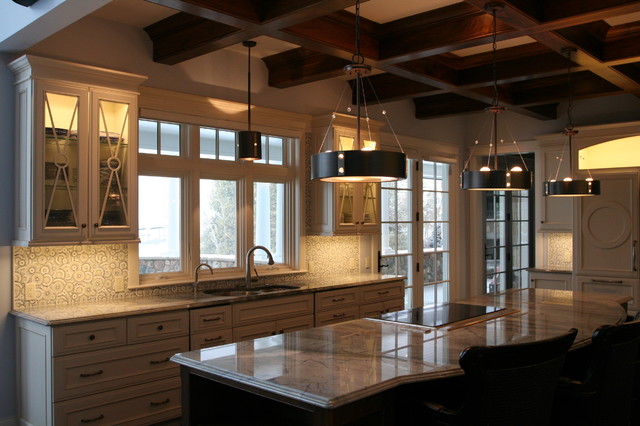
[361,183,377,224]
[338,183,354,224]
[43,92,80,228]
[98,99,130,227]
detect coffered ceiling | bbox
[101,0,640,120]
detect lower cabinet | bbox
[574,275,639,310]
[16,279,405,425]
[232,294,315,342]
[529,271,571,290]
[54,377,181,426]
[314,280,405,327]
[16,310,189,426]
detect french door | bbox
[380,159,452,308]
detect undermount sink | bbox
[202,284,300,297]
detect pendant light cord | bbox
[247,42,252,131]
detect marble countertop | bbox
[528,267,573,274]
[10,274,404,325]
[171,289,629,409]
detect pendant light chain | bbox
[491,6,499,108]
[247,42,253,131]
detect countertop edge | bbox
[11,274,406,326]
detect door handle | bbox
[633,240,637,272]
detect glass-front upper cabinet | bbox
[10,55,146,245]
[310,114,381,235]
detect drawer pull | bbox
[377,290,389,295]
[79,369,104,378]
[333,313,346,318]
[88,334,96,341]
[332,297,346,302]
[157,325,164,331]
[204,336,223,342]
[149,357,170,365]
[590,279,624,284]
[80,414,104,423]
[203,316,222,322]
[150,398,170,407]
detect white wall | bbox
[0,53,16,425]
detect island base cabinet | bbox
[54,377,181,425]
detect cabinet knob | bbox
[81,223,87,228]
[88,334,96,341]
[157,325,164,331]
[94,223,99,228]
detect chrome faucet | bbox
[193,263,214,296]
[245,245,275,287]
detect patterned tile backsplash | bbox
[13,132,362,308]
[547,232,573,269]
[13,235,361,309]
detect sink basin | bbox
[250,284,300,292]
[202,284,300,297]
[202,289,262,297]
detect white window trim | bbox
[133,88,308,288]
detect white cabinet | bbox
[9,54,146,246]
[536,144,574,231]
[575,172,639,277]
[16,310,188,426]
[529,271,571,290]
[310,114,382,235]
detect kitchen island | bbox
[171,289,630,425]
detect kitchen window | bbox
[137,118,300,286]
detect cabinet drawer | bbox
[54,377,181,426]
[315,307,360,327]
[190,305,232,333]
[359,299,404,319]
[361,281,404,304]
[315,287,359,311]
[233,314,314,342]
[191,329,233,350]
[53,319,126,356]
[127,310,188,344]
[233,294,313,326]
[53,336,188,401]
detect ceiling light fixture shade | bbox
[460,3,532,191]
[238,40,261,161]
[310,0,406,183]
[544,49,600,197]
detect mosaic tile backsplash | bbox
[13,132,361,308]
[13,235,361,308]
[547,232,572,270]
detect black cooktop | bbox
[374,303,505,327]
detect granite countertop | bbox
[528,267,573,274]
[10,274,404,325]
[172,288,629,409]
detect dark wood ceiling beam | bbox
[352,73,439,104]
[144,14,242,64]
[462,0,640,97]
[145,0,362,64]
[508,71,622,106]
[413,93,489,119]
[145,0,262,29]
[262,48,350,88]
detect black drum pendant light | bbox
[310,0,406,183]
[238,40,261,161]
[544,49,600,197]
[461,3,532,191]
